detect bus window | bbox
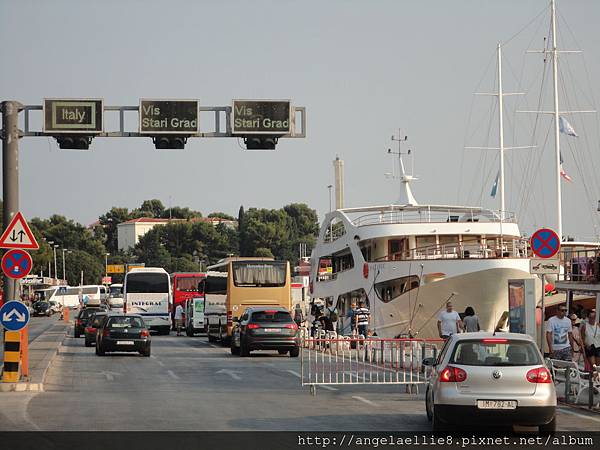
[127,273,169,293]
[232,261,286,287]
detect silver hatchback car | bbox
[424,332,556,434]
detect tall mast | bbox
[497,43,506,218]
[551,0,562,239]
[389,130,418,205]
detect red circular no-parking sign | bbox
[1,249,33,279]
[530,228,561,259]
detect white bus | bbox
[123,268,171,335]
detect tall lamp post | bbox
[53,244,59,283]
[47,240,54,278]
[62,249,71,284]
[105,253,110,277]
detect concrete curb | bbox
[0,321,69,393]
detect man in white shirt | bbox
[174,303,184,336]
[546,306,575,361]
[437,301,463,339]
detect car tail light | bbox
[102,328,110,337]
[439,366,467,383]
[284,323,298,330]
[247,323,261,329]
[482,338,508,343]
[85,327,95,333]
[140,329,149,337]
[526,367,552,383]
[76,319,82,326]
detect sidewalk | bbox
[0,321,69,392]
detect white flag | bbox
[559,116,578,137]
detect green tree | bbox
[254,247,274,258]
[99,207,131,254]
[208,212,235,221]
[134,228,171,269]
[138,199,165,218]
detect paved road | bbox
[0,332,599,431]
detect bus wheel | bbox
[186,325,193,337]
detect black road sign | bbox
[140,100,199,134]
[232,100,291,134]
[43,99,103,133]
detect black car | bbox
[74,307,102,338]
[96,314,151,357]
[32,301,53,317]
[84,312,111,347]
[230,307,300,357]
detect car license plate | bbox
[477,400,517,410]
[263,328,281,333]
[116,340,134,345]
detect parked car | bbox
[74,307,103,338]
[96,314,151,357]
[32,301,53,317]
[424,332,556,435]
[84,311,111,347]
[230,306,300,357]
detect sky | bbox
[1,0,600,240]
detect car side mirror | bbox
[422,357,436,367]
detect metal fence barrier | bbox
[300,335,444,395]
[546,358,600,410]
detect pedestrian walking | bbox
[569,314,584,365]
[347,301,357,336]
[463,306,480,332]
[174,303,184,336]
[293,304,305,327]
[580,309,600,377]
[546,305,575,361]
[437,301,463,339]
[355,300,370,338]
[325,299,339,333]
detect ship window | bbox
[324,218,346,243]
[374,275,420,303]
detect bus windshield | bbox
[175,276,204,292]
[232,262,286,287]
[127,273,169,293]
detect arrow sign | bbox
[2,249,33,279]
[216,369,242,380]
[0,211,39,250]
[0,300,30,331]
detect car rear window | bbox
[90,315,107,327]
[108,317,144,328]
[251,311,292,323]
[79,308,99,319]
[450,339,541,366]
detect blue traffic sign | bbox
[0,300,30,331]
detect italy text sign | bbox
[43,99,103,133]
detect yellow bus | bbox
[204,257,291,344]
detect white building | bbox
[117,217,237,251]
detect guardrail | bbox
[300,335,444,395]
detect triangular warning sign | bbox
[0,212,40,250]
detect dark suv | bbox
[96,314,151,357]
[230,307,299,357]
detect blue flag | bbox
[490,170,499,198]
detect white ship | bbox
[309,156,532,339]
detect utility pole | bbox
[2,101,23,303]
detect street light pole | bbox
[62,249,69,284]
[47,241,55,279]
[105,253,110,277]
[53,245,58,283]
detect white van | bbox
[123,268,171,334]
[184,297,206,336]
[50,285,103,308]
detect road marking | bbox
[167,370,180,380]
[209,344,218,348]
[352,396,378,406]
[287,370,301,378]
[321,385,338,391]
[100,371,121,382]
[151,355,165,367]
[216,369,242,380]
[558,406,600,423]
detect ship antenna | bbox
[388,129,418,205]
